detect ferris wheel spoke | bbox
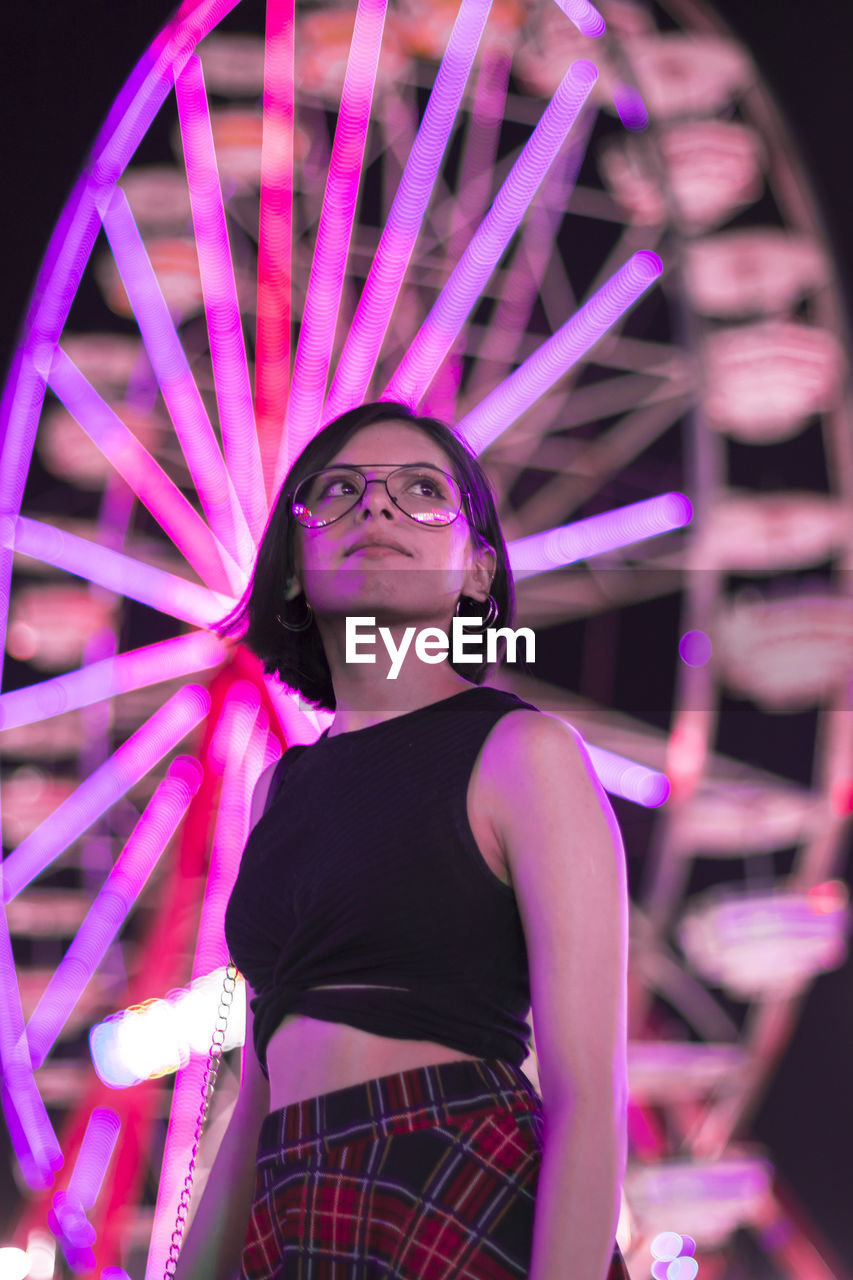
[551,0,606,39]
[25,757,204,1071]
[281,0,388,467]
[446,46,512,255]
[507,491,691,583]
[44,347,243,594]
[322,0,493,426]
[466,105,599,402]
[457,250,663,455]
[1,685,211,904]
[175,54,267,541]
[256,0,295,497]
[0,632,225,732]
[3,515,235,629]
[0,915,63,1187]
[97,187,254,570]
[384,59,598,405]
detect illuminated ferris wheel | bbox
[1,1,850,1277]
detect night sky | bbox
[0,0,852,1269]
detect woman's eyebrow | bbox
[328,460,447,468]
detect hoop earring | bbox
[455,593,499,628]
[276,598,314,631]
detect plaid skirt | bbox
[238,1056,630,1279]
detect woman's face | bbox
[288,420,496,627]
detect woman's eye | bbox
[320,478,356,498]
[409,475,443,497]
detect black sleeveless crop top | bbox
[224,684,542,1080]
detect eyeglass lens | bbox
[293,466,461,528]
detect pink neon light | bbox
[0,631,225,731]
[46,347,241,592]
[97,187,253,569]
[586,743,669,808]
[385,58,598,404]
[324,0,492,418]
[196,687,266,974]
[550,0,606,38]
[175,55,266,540]
[26,759,203,1069]
[508,492,692,578]
[279,0,388,477]
[151,693,267,1279]
[1,515,236,628]
[457,250,663,454]
[255,0,295,499]
[1,685,211,903]
[68,1107,121,1208]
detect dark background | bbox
[0,0,852,1269]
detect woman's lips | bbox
[349,545,406,556]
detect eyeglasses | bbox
[290,464,469,529]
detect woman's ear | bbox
[464,540,497,602]
[284,574,303,601]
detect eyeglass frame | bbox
[288,463,474,530]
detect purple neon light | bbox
[26,759,203,1069]
[45,347,242,592]
[98,187,254,569]
[613,84,649,131]
[2,685,210,903]
[175,55,266,540]
[385,58,598,404]
[550,0,606,38]
[149,693,267,1280]
[50,1190,96,1268]
[280,0,388,472]
[0,911,63,1188]
[457,250,663,454]
[0,631,225,731]
[586,743,669,808]
[679,629,712,668]
[507,491,692,579]
[1,1081,50,1189]
[1,515,236,628]
[322,0,493,422]
[465,107,593,406]
[68,1107,121,1208]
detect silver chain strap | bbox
[163,958,239,1279]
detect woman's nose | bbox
[357,477,395,516]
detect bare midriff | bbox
[264,985,484,1111]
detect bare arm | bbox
[489,712,629,1280]
[171,761,277,1280]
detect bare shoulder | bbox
[482,706,594,787]
[479,707,613,847]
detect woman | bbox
[173,401,630,1280]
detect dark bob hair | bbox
[216,401,524,712]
